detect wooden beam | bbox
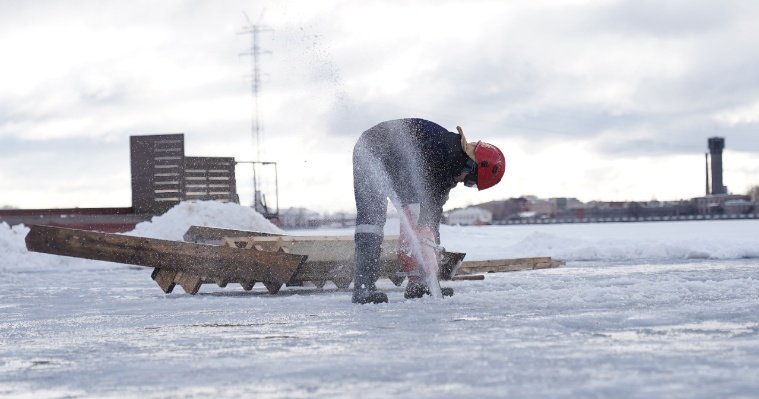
[451,274,485,281]
[457,257,564,275]
[26,225,306,285]
[183,225,283,245]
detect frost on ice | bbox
[1,202,759,398]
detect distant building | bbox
[521,196,584,218]
[724,199,754,214]
[526,196,553,217]
[692,194,753,215]
[279,207,321,228]
[473,198,528,221]
[550,197,584,219]
[446,207,493,226]
[708,137,727,195]
[130,134,239,214]
[749,186,759,202]
[584,201,629,219]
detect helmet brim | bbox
[457,126,477,161]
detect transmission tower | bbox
[239,11,271,161]
[238,12,278,218]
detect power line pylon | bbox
[238,11,278,219]
[238,11,272,162]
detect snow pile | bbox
[127,201,283,240]
[0,222,73,272]
[0,201,282,272]
[0,222,31,266]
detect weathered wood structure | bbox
[25,225,305,294]
[456,257,565,275]
[25,225,564,296]
[183,157,238,203]
[182,226,465,289]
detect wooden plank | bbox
[225,235,401,263]
[460,257,554,268]
[225,234,464,279]
[451,274,485,281]
[186,225,435,254]
[183,225,283,245]
[291,261,354,281]
[181,226,567,291]
[457,257,563,275]
[25,225,306,285]
[185,226,467,287]
[536,259,566,269]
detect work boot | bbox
[404,280,454,299]
[352,232,387,304]
[352,284,388,304]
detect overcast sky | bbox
[1,0,758,213]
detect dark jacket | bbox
[355,118,470,235]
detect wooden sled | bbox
[25,225,306,295]
[183,226,467,289]
[25,225,563,296]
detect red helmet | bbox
[457,126,505,191]
[473,141,505,190]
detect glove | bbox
[399,224,440,280]
[399,203,439,280]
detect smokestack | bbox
[708,137,726,195]
[705,152,710,195]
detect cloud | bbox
[1,0,758,211]
[586,0,744,36]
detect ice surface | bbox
[438,220,759,261]
[1,202,758,398]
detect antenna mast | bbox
[239,11,277,216]
[239,11,271,161]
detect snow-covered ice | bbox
[1,201,758,398]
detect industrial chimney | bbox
[708,137,727,195]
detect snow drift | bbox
[0,201,282,272]
[127,200,283,240]
[2,201,759,273]
[439,219,759,261]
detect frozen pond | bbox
[1,203,758,398]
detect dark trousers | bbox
[352,135,389,288]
